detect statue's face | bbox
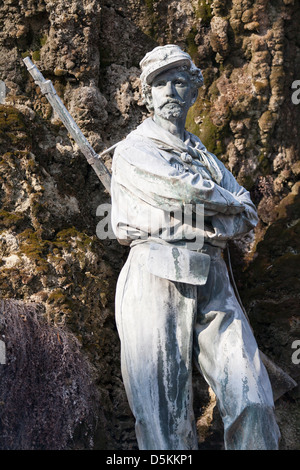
[150,68,197,121]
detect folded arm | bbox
[112,140,245,216]
[204,159,258,241]
[112,139,258,242]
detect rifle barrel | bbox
[23,57,112,194]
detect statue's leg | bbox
[115,244,198,450]
[193,247,281,450]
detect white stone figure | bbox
[111,44,281,450]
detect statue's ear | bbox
[191,89,198,106]
[147,94,154,110]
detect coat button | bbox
[180,152,192,163]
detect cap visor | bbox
[146,58,191,84]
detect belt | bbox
[131,238,212,285]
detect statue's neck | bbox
[153,114,186,141]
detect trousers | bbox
[115,243,280,450]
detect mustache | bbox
[159,99,186,109]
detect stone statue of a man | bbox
[110,44,280,450]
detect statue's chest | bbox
[160,149,213,180]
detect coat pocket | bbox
[146,242,210,285]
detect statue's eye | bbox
[154,80,166,87]
[175,79,186,86]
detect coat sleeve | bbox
[112,139,245,216]
[204,158,258,241]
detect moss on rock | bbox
[0,105,31,149]
[0,210,26,230]
[195,0,213,25]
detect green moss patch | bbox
[17,228,49,273]
[0,210,26,230]
[185,27,199,65]
[0,105,32,150]
[186,97,228,157]
[195,0,213,25]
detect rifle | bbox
[23,57,112,194]
[23,58,297,401]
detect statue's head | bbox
[140,44,204,116]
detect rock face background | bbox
[0,0,299,450]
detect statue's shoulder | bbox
[115,122,160,157]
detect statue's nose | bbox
[165,81,175,97]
